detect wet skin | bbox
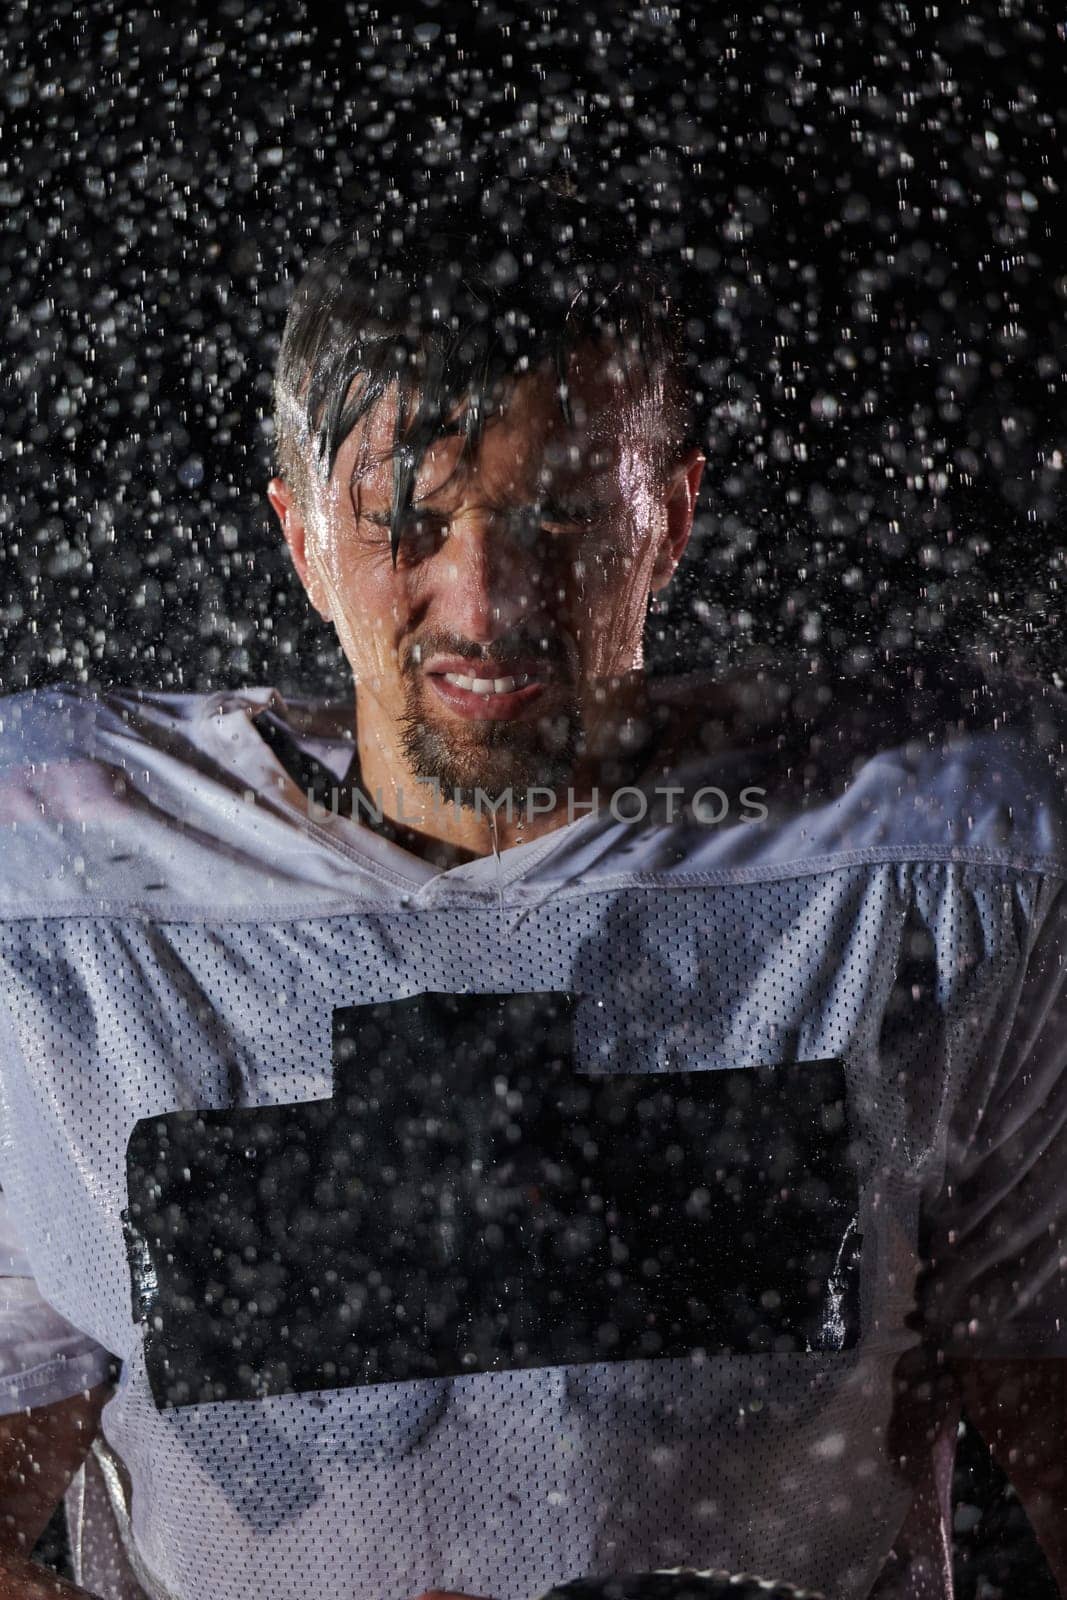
[269,349,703,858]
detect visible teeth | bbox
[441,671,533,694]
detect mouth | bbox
[422,656,554,721]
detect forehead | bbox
[333,347,662,503]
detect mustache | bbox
[401,629,576,676]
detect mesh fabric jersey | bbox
[0,663,1065,1600]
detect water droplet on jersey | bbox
[486,806,504,910]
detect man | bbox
[0,184,1065,1600]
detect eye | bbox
[534,500,604,532]
[362,510,448,561]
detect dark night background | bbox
[2,0,1065,1593]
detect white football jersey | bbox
[0,667,1065,1600]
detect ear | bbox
[267,477,332,621]
[650,447,705,594]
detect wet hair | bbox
[273,181,690,562]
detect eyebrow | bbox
[361,488,613,524]
[356,456,614,504]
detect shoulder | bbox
[806,654,1067,871]
[0,685,126,827]
[0,684,367,917]
[544,655,1067,888]
[0,684,271,818]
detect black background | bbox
[2,0,1064,1591]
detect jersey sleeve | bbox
[920,872,1067,1358]
[0,1187,115,1415]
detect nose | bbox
[435,514,533,643]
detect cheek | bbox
[572,532,658,613]
[568,535,660,671]
[323,548,416,684]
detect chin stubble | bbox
[398,677,581,808]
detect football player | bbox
[0,185,1065,1600]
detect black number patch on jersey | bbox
[123,992,861,1409]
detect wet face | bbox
[271,349,702,805]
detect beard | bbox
[398,632,581,808]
